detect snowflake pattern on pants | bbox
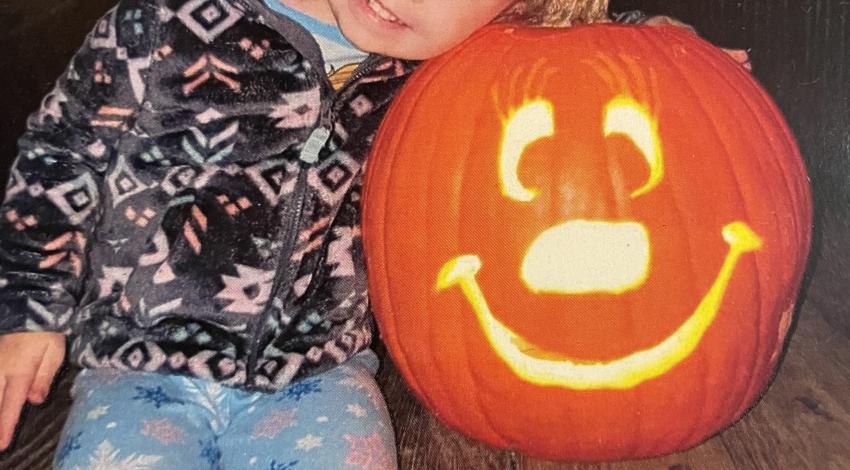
[344,432,394,470]
[278,378,322,402]
[131,385,186,408]
[56,353,396,469]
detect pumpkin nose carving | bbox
[521,220,650,294]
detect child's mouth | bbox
[362,0,407,27]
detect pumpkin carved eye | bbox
[500,97,663,203]
[499,99,554,202]
[604,97,664,198]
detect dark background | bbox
[1,1,848,468]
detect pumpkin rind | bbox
[363,24,812,461]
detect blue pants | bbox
[53,350,396,469]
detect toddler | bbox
[0,1,613,468]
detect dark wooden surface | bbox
[1,1,848,468]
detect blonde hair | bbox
[496,0,610,27]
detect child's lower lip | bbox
[350,0,408,31]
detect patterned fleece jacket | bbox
[0,0,416,391]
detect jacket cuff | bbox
[0,293,74,336]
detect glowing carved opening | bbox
[521,220,650,294]
[499,99,554,202]
[604,97,664,198]
[436,222,763,390]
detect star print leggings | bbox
[53,350,397,470]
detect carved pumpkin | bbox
[363,24,812,461]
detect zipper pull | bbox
[299,126,331,164]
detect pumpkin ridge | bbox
[592,49,645,454]
[452,47,523,446]
[606,35,644,455]
[369,68,420,390]
[664,30,734,452]
[467,347,516,449]
[413,41,516,441]
[684,36,805,420]
[688,42,774,424]
[611,76,652,451]
[645,28,770,449]
[367,41,463,417]
[639,28,736,451]
[695,30,810,278]
[739,69,812,393]
[396,48,481,428]
[678,34,786,426]
[596,42,648,445]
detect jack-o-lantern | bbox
[362,24,812,461]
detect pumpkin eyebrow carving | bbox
[491,59,560,203]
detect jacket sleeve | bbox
[0,0,158,334]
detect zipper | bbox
[245,166,310,384]
[243,55,397,385]
[346,57,380,86]
[337,55,386,95]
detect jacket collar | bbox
[237,0,329,78]
[238,0,418,89]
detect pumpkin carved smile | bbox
[436,220,761,390]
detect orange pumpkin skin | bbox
[363,24,812,461]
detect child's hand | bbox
[0,332,65,451]
[643,15,752,71]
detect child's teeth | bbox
[367,0,400,23]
